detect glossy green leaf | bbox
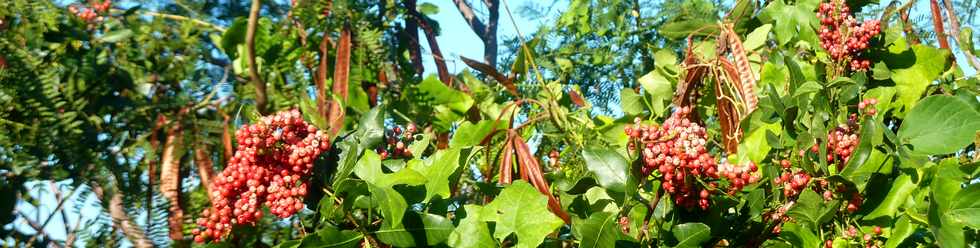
[637,69,673,116]
[897,95,980,155]
[779,222,820,247]
[582,148,629,193]
[671,222,710,248]
[947,182,980,228]
[416,76,475,131]
[883,43,950,114]
[743,24,772,51]
[885,216,914,248]
[928,159,967,248]
[864,172,916,221]
[573,211,627,248]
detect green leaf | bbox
[417,3,439,15]
[354,150,427,246]
[573,211,627,248]
[671,222,710,248]
[779,222,820,247]
[448,205,496,248]
[883,43,950,114]
[897,95,980,155]
[407,132,431,157]
[863,87,896,117]
[759,0,820,46]
[885,216,913,248]
[620,89,644,116]
[928,159,967,248]
[484,181,564,248]
[792,81,823,97]
[744,24,773,51]
[947,183,980,228]
[637,69,673,116]
[416,76,475,131]
[407,148,463,201]
[738,121,780,164]
[659,19,719,40]
[582,148,629,193]
[421,214,454,245]
[871,62,890,80]
[864,172,916,221]
[838,118,881,189]
[221,18,248,59]
[787,189,825,226]
[450,120,500,148]
[100,29,133,43]
[300,225,363,248]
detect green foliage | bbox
[2,0,980,247]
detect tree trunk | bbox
[484,0,499,68]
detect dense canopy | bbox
[1,0,979,247]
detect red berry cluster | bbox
[193,109,329,243]
[774,160,812,198]
[858,97,878,116]
[718,160,760,194]
[618,216,630,234]
[767,201,795,235]
[377,123,418,160]
[626,107,725,210]
[826,225,882,248]
[68,1,112,23]
[845,192,864,213]
[803,113,860,172]
[817,0,881,71]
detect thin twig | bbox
[109,9,225,32]
[942,0,980,70]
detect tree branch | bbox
[460,55,518,96]
[484,0,499,68]
[91,182,154,248]
[404,0,424,76]
[452,0,487,39]
[246,0,269,114]
[942,0,980,70]
[410,9,452,85]
[929,0,950,49]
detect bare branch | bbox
[453,0,487,39]
[929,0,950,49]
[411,9,452,85]
[942,0,980,70]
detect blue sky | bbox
[417,0,563,74]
